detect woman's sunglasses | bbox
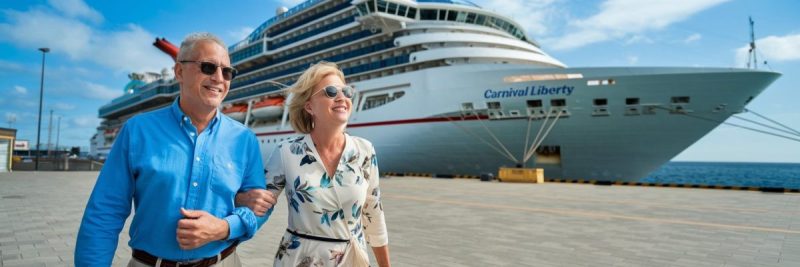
[180,60,238,81]
[313,85,355,99]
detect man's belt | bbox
[131,243,237,267]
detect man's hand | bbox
[176,208,229,250]
[235,189,276,216]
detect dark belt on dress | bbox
[131,243,237,267]
[286,228,349,243]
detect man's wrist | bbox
[217,218,230,240]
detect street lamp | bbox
[35,47,49,171]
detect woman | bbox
[239,61,390,267]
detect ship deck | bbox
[1,171,799,266]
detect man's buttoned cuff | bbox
[224,215,244,241]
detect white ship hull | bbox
[251,64,780,181]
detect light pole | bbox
[55,116,61,158]
[35,47,49,171]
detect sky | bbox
[1,0,798,162]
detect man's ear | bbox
[174,63,183,82]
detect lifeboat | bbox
[250,96,285,119]
[222,104,248,122]
[103,127,119,138]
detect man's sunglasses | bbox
[179,60,238,81]
[313,85,355,99]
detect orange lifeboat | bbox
[250,96,285,119]
[222,104,248,122]
[103,127,119,138]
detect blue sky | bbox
[1,0,798,162]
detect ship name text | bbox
[484,85,574,99]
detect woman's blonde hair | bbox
[288,61,346,133]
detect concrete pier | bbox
[1,171,799,266]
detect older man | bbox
[76,32,275,266]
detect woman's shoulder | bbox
[347,134,375,153]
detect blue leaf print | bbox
[321,213,330,226]
[335,170,344,186]
[331,210,339,221]
[352,203,361,220]
[300,155,316,166]
[320,173,331,188]
[371,153,378,166]
[293,177,300,189]
[290,198,299,213]
[290,142,305,155]
[288,236,301,249]
[335,209,344,221]
[295,192,305,203]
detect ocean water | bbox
[641,162,800,189]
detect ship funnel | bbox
[153,37,179,62]
[276,6,288,16]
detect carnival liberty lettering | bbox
[484,85,575,99]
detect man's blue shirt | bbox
[75,99,265,266]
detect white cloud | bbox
[0,59,26,73]
[0,6,172,74]
[683,33,702,43]
[72,115,100,128]
[229,27,254,41]
[735,33,800,67]
[52,102,76,111]
[475,0,559,36]
[624,35,653,45]
[83,82,123,100]
[627,56,639,65]
[47,0,103,24]
[543,0,730,50]
[14,85,28,95]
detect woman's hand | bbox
[235,189,276,216]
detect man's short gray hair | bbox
[176,32,227,61]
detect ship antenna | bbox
[747,16,758,69]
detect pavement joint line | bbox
[387,183,791,214]
[384,193,800,235]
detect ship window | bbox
[368,0,376,12]
[462,102,474,110]
[421,9,436,20]
[357,3,368,15]
[407,7,417,18]
[361,91,406,111]
[475,14,486,25]
[671,96,690,104]
[551,99,566,107]
[387,2,398,15]
[398,5,407,17]
[438,9,446,20]
[447,10,457,21]
[377,0,388,12]
[527,100,542,108]
[456,11,468,22]
[466,13,476,24]
[487,102,501,109]
[593,98,608,106]
[626,97,639,105]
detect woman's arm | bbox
[372,245,391,267]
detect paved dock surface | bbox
[1,171,800,266]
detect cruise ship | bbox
[90,0,781,182]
